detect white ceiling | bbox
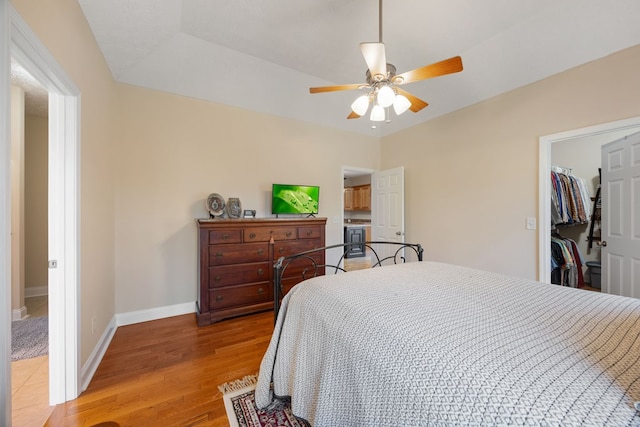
[21,0,640,136]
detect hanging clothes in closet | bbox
[550,166,590,287]
[550,167,591,227]
[551,233,585,287]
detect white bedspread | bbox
[256,262,640,426]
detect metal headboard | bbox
[273,241,423,322]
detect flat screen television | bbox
[272,183,319,216]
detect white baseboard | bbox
[25,286,48,297]
[12,306,28,321]
[115,301,196,327]
[80,316,117,392]
[80,301,196,391]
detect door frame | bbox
[1,2,81,413]
[342,166,375,214]
[341,166,374,266]
[538,116,640,282]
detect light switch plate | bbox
[526,217,536,230]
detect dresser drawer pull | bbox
[223,233,230,240]
[279,247,284,254]
[257,248,264,255]
[249,232,256,240]
[306,230,313,236]
[258,287,264,295]
[257,268,264,276]
[214,275,222,282]
[286,231,292,237]
[215,295,223,302]
[216,252,223,259]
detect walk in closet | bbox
[550,166,593,287]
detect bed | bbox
[255,246,640,426]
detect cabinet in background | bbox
[197,217,326,325]
[344,187,354,210]
[344,184,371,211]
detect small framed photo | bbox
[243,209,256,218]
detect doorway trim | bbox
[342,165,375,213]
[538,116,640,283]
[5,4,81,407]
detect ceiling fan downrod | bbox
[378,0,383,43]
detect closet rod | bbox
[551,165,573,175]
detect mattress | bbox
[256,262,640,426]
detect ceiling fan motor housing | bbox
[366,63,397,85]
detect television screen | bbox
[272,184,319,215]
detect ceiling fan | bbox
[309,0,463,126]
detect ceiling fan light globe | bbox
[351,95,370,116]
[377,85,395,108]
[393,94,411,115]
[370,104,385,122]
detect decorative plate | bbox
[206,193,225,217]
[226,198,242,219]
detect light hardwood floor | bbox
[343,255,371,271]
[12,296,52,427]
[12,354,51,426]
[45,311,274,427]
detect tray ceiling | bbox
[45,0,640,135]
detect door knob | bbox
[395,231,402,236]
[601,240,608,247]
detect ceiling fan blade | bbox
[347,111,361,119]
[360,42,387,79]
[309,83,363,94]
[393,56,463,85]
[395,88,428,112]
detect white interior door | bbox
[601,131,640,298]
[371,166,405,247]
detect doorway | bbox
[10,61,52,424]
[538,116,640,283]
[342,166,374,271]
[2,5,81,421]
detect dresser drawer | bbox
[208,229,242,244]
[274,239,322,258]
[280,254,324,280]
[279,262,326,296]
[244,227,297,242]
[208,262,269,288]
[298,225,322,240]
[208,242,269,266]
[209,283,270,310]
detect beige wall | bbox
[12,0,118,363]
[24,114,47,293]
[115,84,380,313]
[382,45,640,280]
[10,85,25,316]
[10,0,640,367]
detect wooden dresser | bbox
[196,217,326,325]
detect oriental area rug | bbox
[218,374,310,427]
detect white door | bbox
[371,167,404,262]
[601,131,640,298]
